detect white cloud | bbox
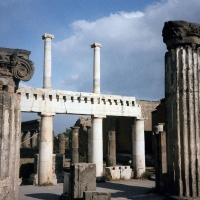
[52,0,200,101]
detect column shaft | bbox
[91,43,102,94]
[91,116,103,180]
[165,47,200,197]
[87,126,92,163]
[70,126,80,164]
[132,119,145,178]
[0,92,21,199]
[106,131,116,167]
[42,33,54,89]
[38,115,53,185]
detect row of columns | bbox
[37,36,145,184]
[21,131,39,148]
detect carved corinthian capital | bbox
[162,20,200,50]
[0,48,34,93]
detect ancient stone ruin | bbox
[163,20,200,199]
[0,48,34,199]
[2,19,200,200]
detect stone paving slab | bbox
[19,179,165,200]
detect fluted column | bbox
[163,20,200,198]
[0,48,34,199]
[132,118,145,178]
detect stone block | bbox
[104,166,120,181]
[120,166,132,180]
[63,172,70,193]
[83,191,111,200]
[70,163,96,199]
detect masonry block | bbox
[120,166,132,180]
[83,191,111,200]
[104,166,120,181]
[70,163,96,199]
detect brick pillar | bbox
[163,20,200,198]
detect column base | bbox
[165,195,200,200]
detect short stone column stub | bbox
[163,20,200,198]
[132,118,145,178]
[42,33,54,89]
[70,126,80,164]
[58,133,65,154]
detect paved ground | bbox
[19,179,165,200]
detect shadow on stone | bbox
[25,193,60,199]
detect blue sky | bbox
[1,0,200,134]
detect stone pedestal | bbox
[70,126,80,164]
[163,20,200,198]
[0,92,21,200]
[132,118,145,178]
[70,163,96,199]
[91,116,104,181]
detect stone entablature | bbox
[17,87,142,117]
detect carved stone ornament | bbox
[0,48,34,92]
[162,20,200,50]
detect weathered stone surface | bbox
[58,133,65,154]
[162,20,200,50]
[0,91,21,200]
[30,153,63,185]
[164,20,200,198]
[83,191,111,200]
[0,48,34,92]
[70,163,96,199]
[70,126,79,164]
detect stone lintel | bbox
[91,43,102,48]
[162,20,200,50]
[42,33,54,40]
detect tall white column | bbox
[132,118,145,178]
[91,43,102,94]
[38,113,54,185]
[42,33,54,89]
[91,116,104,181]
[38,34,55,185]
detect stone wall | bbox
[138,100,160,131]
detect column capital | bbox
[162,20,200,50]
[91,43,102,48]
[38,112,55,117]
[70,126,80,130]
[42,33,54,40]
